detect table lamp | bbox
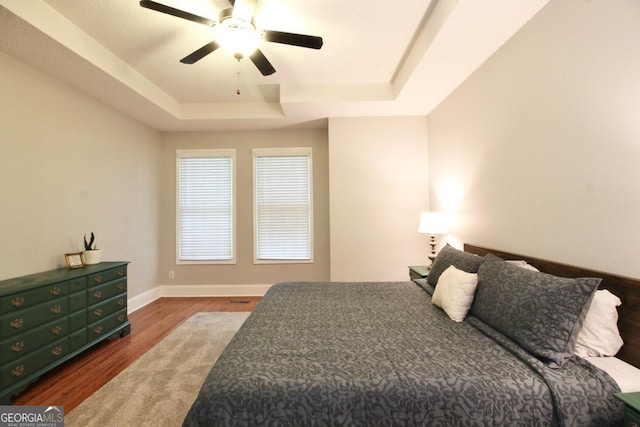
[418,211,449,264]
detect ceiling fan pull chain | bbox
[236,62,241,95]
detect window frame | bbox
[176,149,236,265]
[253,147,314,264]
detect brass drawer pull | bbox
[51,305,62,314]
[11,342,24,353]
[117,314,125,322]
[94,326,102,334]
[51,325,63,335]
[51,346,63,357]
[11,366,24,377]
[11,297,24,307]
[116,283,124,291]
[93,291,102,299]
[50,287,61,296]
[93,275,103,284]
[116,269,125,277]
[10,318,23,329]
[117,298,124,306]
[94,308,102,317]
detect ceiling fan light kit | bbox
[139,0,323,76]
[215,8,261,59]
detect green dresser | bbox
[0,262,130,404]
[616,392,640,427]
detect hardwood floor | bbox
[12,297,260,411]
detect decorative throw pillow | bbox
[470,254,600,368]
[432,265,479,322]
[427,244,483,287]
[574,289,623,357]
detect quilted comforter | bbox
[183,281,623,426]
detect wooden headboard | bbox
[464,244,640,369]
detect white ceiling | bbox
[0,0,550,131]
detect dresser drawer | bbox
[69,329,87,352]
[87,309,128,341]
[29,316,69,347]
[67,277,86,293]
[1,337,68,388]
[69,291,86,312]
[0,278,83,312]
[69,310,86,332]
[87,279,126,304]
[87,267,127,287]
[0,317,69,364]
[625,406,640,427]
[87,293,127,324]
[0,298,68,337]
[0,335,28,364]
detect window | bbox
[254,147,313,263]
[176,149,235,263]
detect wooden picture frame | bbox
[65,252,86,269]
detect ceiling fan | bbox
[139,0,323,76]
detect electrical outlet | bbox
[169,270,175,279]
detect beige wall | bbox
[328,116,431,281]
[0,51,161,300]
[1,42,425,299]
[428,0,640,278]
[158,129,330,291]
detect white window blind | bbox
[177,150,235,263]
[254,148,313,262]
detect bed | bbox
[183,244,640,426]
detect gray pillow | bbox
[427,244,483,286]
[470,254,600,368]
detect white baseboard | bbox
[127,287,160,314]
[159,284,273,297]
[127,284,273,314]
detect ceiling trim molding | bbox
[0,0,181,115]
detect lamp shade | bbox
[417,211,449,235]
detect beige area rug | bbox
[66,311,250,427]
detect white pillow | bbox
[505,260,540,271]
[574,289,623,357]
[432,265,478,322]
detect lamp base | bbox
[427,234,437,266]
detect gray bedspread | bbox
[183,282,623,426]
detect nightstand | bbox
[409,265,429,280]
[615,392,640,427]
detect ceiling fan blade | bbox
[180,41,221,64]
[249,49,276,76]
[139,0,215,26]
[263,30,323,50]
